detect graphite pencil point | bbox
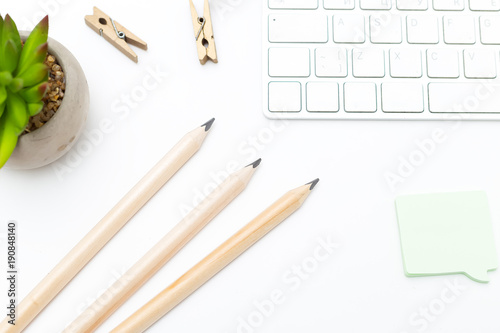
[306,178,320,190]
[201,118,215,132]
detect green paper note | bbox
[395,191,498,283]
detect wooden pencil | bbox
[63,159,262,333]
[0,119,215,333]
[110,179,319,333]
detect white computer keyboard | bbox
[262,0,500,120]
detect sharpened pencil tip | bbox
[246,158,262,169]
[202,118,215,132]
[306,178,320,190]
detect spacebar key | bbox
[429,83,500,113]
[269,14,328,42]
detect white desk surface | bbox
[1,1,499,332]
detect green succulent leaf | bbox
[0,101,4,119]
[2,15,21,52]
[17,42,48,78]
[16,43,48,75]
[6,93,29,133]
[0,71,13,85]
[0,16,4,60]
[0,113,19,169]
[3,40,19,72]
[8,78,24,93]
[0,15,22,72]
[0,86,6,106]
[15,63,48,87]
[18,82,48,103]
[17,16,48,76]
[27,102,44,117]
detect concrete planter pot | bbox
[5,32,89,169]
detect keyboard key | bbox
[429,83,500,113]
[370,14,402,43]
[382,83,424,112]
[464,50,497,78]
[407,16,439,44]
[269,0,318,9]
[443,16,476,44]
[360,0,392,9]
[397,0,428,10]
[470,0,500,10]
[353,49,385,77]
[390,49,422,77]
[324,0,355,9]
[333,15,365,43]
[269,48,310,77]
[433,0,465,10]
[268,82,302,112]
[427,49,459,78]
[344,82,377,112]
[480,16,500,44]
[269,14,328,42]
[306,82,339,112]
[315,48,348,77]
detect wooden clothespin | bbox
[84,7,147,63]
[189,0,218,65]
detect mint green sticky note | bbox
[395,191,498,283]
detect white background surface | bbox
[1,0,500,332]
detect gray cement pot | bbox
[5,32,89,169]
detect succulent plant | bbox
[0,15,49,168]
